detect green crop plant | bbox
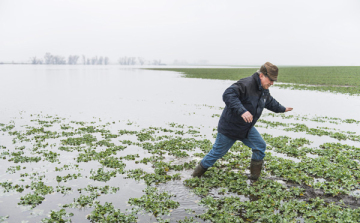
[126,168,181,186]
[36,150,60,163]
[128,187,179,217]
[8,154,41,163]
[119,154,140,160]
[18,193,45,208]
[80,185,120,194]
[56,186,72,194]
[90,168,121,182]
[100,156,126,169]
[6,165,21,174]
[63,194,99,208]
[56,173,82,183]
[0,181,24,193]
[86,202,137,222]
[41,209,73,223]
[30,181,54,195]
[61,134,97,146]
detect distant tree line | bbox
[30,53,165,65]
[118,57,164,65]
[81,55,109,65]
[30,53,110,65]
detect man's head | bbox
[259,62,278,90]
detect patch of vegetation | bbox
[56,173,82,183]
[79,184,120,194]
[99,157,126,169]
[30,181,54,195]
[41,209,73,223]
[6,165,22,174]
[148,66,360,95]
[126,168,181,186]
[18,193,45,208]
[56,186,72,195]
[89,168,121,182]
[63,193,99,208]
[0,181,24,193]
[197,195,360,222]
[61,134,97,146]
[128,187,180,217]
[86,202,137,223]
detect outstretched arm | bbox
[265,95,286,113]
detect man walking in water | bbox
[192,62,293,180]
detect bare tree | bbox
[44,52,53,64]
[98,56,103,65]
[53,55,66,64]
[74,55,79,64]
[87,58,91,65]
[30,57,36,64]
[91,56,98,65]
[118,56,127,65]
[68,55,79,65]
[153,59,161,65]
[128,57,136,65]
[82,55,86,65]
[43,52,66,64]
[138,57,145,65]
[68,56,72,65]
[118,56,136,65]
[104,57,109,65]
[30,57,43,64]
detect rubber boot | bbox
[249,159,263,181]
[191,162,207,178]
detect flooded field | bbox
[0,65,360,222]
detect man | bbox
[192,62,293,180]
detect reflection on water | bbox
[156,181,207,222]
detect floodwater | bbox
[1,65,360,222]
[1,65,360,125]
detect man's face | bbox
[259,73,274,90]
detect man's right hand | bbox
[241,111,253,123]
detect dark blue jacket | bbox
[218,72,285,140]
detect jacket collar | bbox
[254,72,269,93]
[253,72,263,91]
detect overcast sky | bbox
[0,0,359,65]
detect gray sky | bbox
[1,0,359,65]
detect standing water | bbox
[1,65,360,222]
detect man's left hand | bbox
[285,107,293,112]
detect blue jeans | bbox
[200,127,266,169]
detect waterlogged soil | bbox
[1,65,360,222]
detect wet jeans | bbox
[200,127,266,169]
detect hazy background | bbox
[1,0,359,66]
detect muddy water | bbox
[1,65,360,222]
